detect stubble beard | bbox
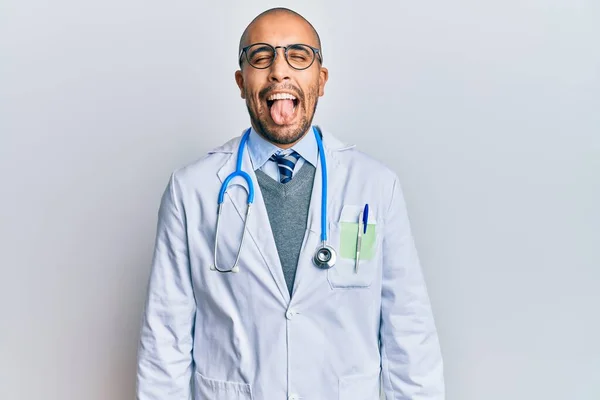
[245,85,319,146]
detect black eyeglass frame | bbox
[238,43,323,70]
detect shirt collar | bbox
[247,126,318,170]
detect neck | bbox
[274,142,296,150]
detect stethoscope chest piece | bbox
[313,244,337,269]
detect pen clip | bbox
[362,204,369,234]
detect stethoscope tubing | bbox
[212,126,334,273]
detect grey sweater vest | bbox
[255,163,316,296]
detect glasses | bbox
[239,43,322,70]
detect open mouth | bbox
[266,92,299,125]
[266,93,299,110]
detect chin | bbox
[261,122,310,145]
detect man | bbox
[137,7,444,400]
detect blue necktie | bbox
[270,150,301,184]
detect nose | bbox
[267,47,292,83]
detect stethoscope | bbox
[211,126,337,273]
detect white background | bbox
[1,0,599,399]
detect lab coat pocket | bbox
[338,369,381,400]
[327,205,380,289]
[195,371,253,400]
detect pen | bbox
[355,210,364,273]
[355,204,369,273]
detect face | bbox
[235,14,328,148]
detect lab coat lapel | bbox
[291,132,351,299]
[216,137,291,304]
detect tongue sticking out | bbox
[270,99,295,125]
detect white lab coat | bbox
[136,128,445,400]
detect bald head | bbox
[238,8,322,60]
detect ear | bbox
[318,67,329,97]
[235,70,245,99]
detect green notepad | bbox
[339,222,377,260]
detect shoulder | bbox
[168,134,242,185]
[322,127,400,182]
[322,128,405,218]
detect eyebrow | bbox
[248,44,273,58]
[288,44,311,53]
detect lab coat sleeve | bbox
[379,177,445,399]
[137,173,196,400]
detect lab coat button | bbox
[285,310,295,320]
[288,394,300,400]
